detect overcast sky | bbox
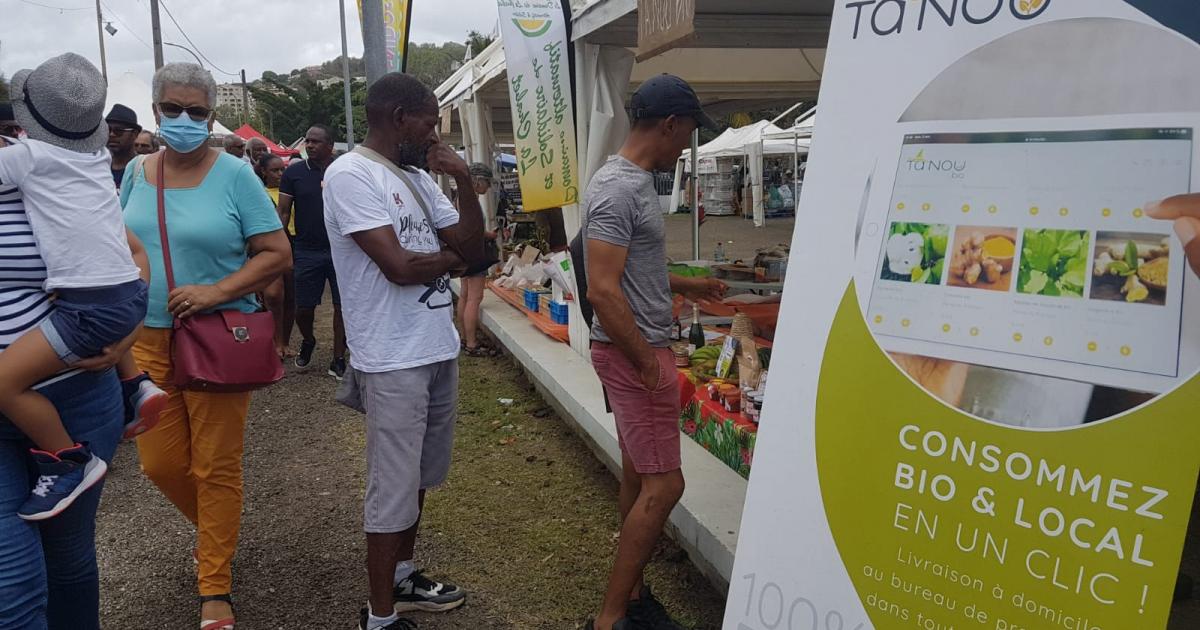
[3,0,497,85]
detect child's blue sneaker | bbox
[18,444,107,521]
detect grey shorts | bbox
[360,360,458,534]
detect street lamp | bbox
[163,42,204,67]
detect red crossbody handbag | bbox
[155,155,284,392]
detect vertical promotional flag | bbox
[497,0,579,212]
[357,0,413,72]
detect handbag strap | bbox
[155,155,178,294]
[351,146,440,235]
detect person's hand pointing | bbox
[1146,195,1200,278]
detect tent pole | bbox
[793,130,799,214]
[339,0,356,150]
[691,129,700,261]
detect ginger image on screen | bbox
[1091,231,1171,306]
[948,227,1017,291]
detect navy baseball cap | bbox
[629,74,718,131]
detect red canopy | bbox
[233,124,297,158]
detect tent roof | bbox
[763,106,816,141]
[687,120,792,159]
[234,124,296,156]
[435,37,825,145]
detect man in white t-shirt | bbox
[323,72,486,630]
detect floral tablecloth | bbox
[677,372,757,478]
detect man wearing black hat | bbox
[582,74,728,630]
[105,104,140,188]
[0,103,23,140]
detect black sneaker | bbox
[329,358,347,380]
[295,339,316,368]
[626,586,685,629]
[393,570,466,613]
[584,620,633,630]
[357,607,417,630]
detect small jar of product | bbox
[672,343,691,368]
[723,390,741,413]
[707,379,725,401]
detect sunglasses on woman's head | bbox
[157,102,211,122]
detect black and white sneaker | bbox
[329,358,347,380]
[295,339,316,368]
[357,607,417,630]
[393,570,466,613]
[626,585,685,629]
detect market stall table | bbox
[677,371,758,479]
[487,282,570,344]
[721,278,785,295]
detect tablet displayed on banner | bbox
[859,117,1198,393]
[726,3,1200,630]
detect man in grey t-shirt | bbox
[582,74,725,630]
[585,155,674,347]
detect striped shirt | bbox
[0,175,52,351]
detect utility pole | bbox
[150,0,164,69]
[240,69,250,126]
[339,0,356,149]
[94,0,108,83]
[361,0,387,86]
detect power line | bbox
[100,1,152,51]
[157,0,238,76]
[19,0,90,11]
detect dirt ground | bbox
[664,214,795,264]
[95,303,728,629]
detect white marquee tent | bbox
[671,120,812,224]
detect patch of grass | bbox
[419,353,727,629]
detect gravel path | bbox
[96,307,727,629]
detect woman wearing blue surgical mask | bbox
[117,63,292,630]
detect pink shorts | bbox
[591,343,682,474]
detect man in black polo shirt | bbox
[278,124,346,378]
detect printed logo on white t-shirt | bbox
[419,276,453,310]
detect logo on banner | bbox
[512,18,552,37]
[845,0,1053,39]
[907,149,967,173]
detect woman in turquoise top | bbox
[119,63,290,630]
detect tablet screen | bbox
[863,123,1194,393]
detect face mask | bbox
[158,112,210,153]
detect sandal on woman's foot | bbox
[463,345,489,358]
[200,594,234,630]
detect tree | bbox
[406,42,467,89]
[320,55,365,78]
[251,76,366,145]
[466,30,494,56]
[214,104,273,140]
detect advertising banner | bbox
[727,3,1200,630]
[497,0,580,212]
[357,0,412,73]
